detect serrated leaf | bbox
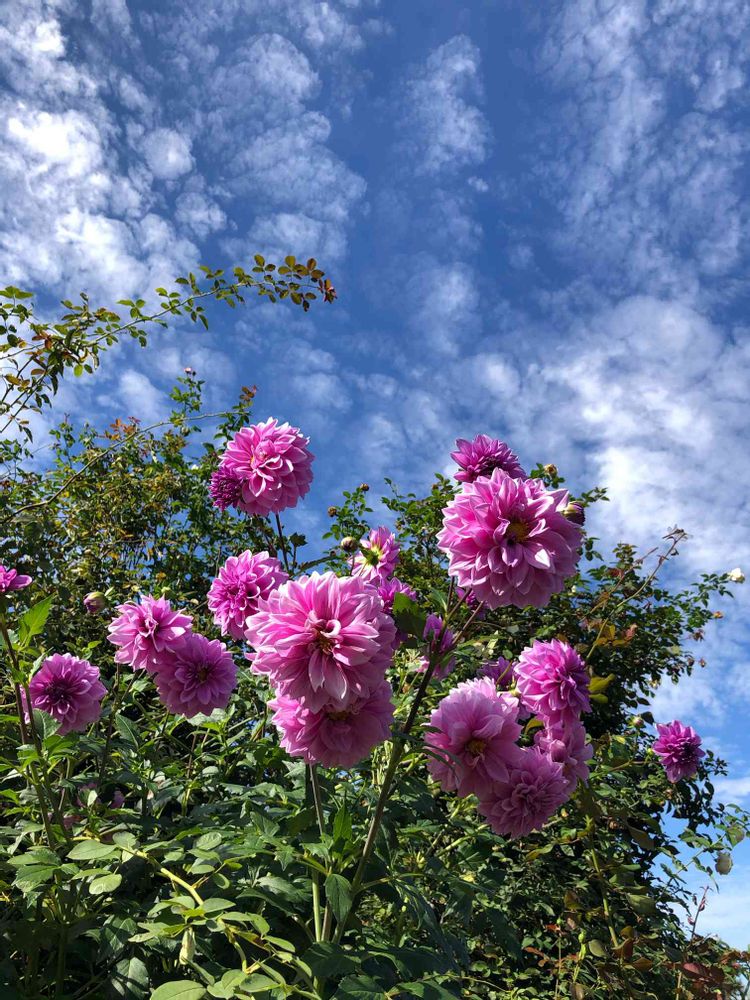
[325,873,352,924]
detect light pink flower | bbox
[514,639,590,727]
[27,654,106,735]
[208,550,288,640]
[107,596,193,672]
[0,563,32,593]
[437,469,582,609]
[535,720,593,792]
[418,613,456,680]
[245,572,396,711]
[270,681,395,768]
[478,747,569,839]
[220,418,314,516]
[351,527,399,583]
[653,720,705,782]
[425,678,522,797]
[154,633,237,718]
[452,434,526,483]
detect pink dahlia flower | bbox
[377,577,418,646]
[270,680,395,768]
[437,469,582,610]
[208,550,288,640]
[478,746,569,839]
[107,596,193,672]
[209,465,244,512]
[653,720,705,782]
[0,563,32,593]
[221,418,314,516]
[535,720,593,792]
[245,571,396,711]
[479,657,515,690]
[418,613,456,681]
[351,526,399,583]
[515,639,590,727]
[425,677,522,797]
[27,654,106,735]
[451,434,526,484]
[154,633,237,718]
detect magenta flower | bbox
[209,465,244,512]
[351,526,399,583]
[0,563,32,593]
[377,577,418,646]
[107,596,193,673]
[515,639,590,727]
[418,613,456,681]
[425,678,522,797]
[653,720,705,782]
[479,657,515,690]
[535,720,593,792]
[154,633,237,718]
[451,434,526,484]
[220,418,314,516]
[478,746,569,839]
[437,469,582,610]
[270,680,395,768]
[245,572,396,711]
[27,654,106,736]
[208,550,288,640]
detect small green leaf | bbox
[150,982,206,1000]
[325,873,352,924]
[19,596,53,643]
[90,873,122,895]
[68,840,118,861]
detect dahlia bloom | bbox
[653,720,705,782]
[154,633,237,718]
[451,434,526,484]
[209,465,244,512]
[351,526,399,583]
[107,596,193,672]
[479,657,515,690]
[270,680,395,768]
[478,746,569,839]
[419,613,456,681]
[514,639,590,727]
[27,654,106,736]
[377,577,418,645]
[244,572,396,711]
[0,564,32,593]
[425,678,522,797]
[208,550,288,640]
[220,418,314,516]
[536,719,593,792]
[437,469,582,610]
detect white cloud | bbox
[143,127,193,180]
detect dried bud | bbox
[543,464,558,477]
[341,536,357,553]
[327,506,338,517]
[358,483,370,492]
[716,851,733,875]
[564,501,585,526]
[728,567,745,583]
[83,591,107,614]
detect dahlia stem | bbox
[274,513,292,573]
[309,764,326,837]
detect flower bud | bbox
[630,715,644,729]
[564,501,585,525]
[728,567,745,583]
[340,536,357,553]
[543,464,558,477]
[327,506,338,517]
[83,591,107,614]
[716,851,733,875]
[358,483,370,492]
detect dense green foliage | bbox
[1,268,748,999]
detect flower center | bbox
[47,681,72,707]
[196,662,211,683]
[466,738,486,757]
[326,708,351,722]
[506,519,530,544]
[312,620,338,655]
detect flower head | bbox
[478,746,569,839]
[728,567,745,583]
[425,678,522,797]
[515,639,590,727]
[437,469,582,609]
[220,418,314,516]
[83,591,107,614]
[0,563,32,593]
[270,681,395,768]
[351,526,399,583]
[377,577,418,646]
[209,465,244,512]
[451,434,526,484]
[27,654,106,735]
[535,719,593,793]
[418,613,456,681]
[208,550,288,640]
[479,657,515,690]
[653,720,705,782]
[245,571,396,711]
[108,596,193,672]
[154,633,237,718]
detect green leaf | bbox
[626,892,657,915]
[90,873,122,895]
[150,982,206,1000]
[588,938,607,957]
[302,942,360,979]
[392,593,427,640]
[109,956,148,999]
[325,873,352,924]
[68,840,118,861]
[18,596,53,643]
[195,831,222,851]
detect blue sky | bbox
[2,0,750,944]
